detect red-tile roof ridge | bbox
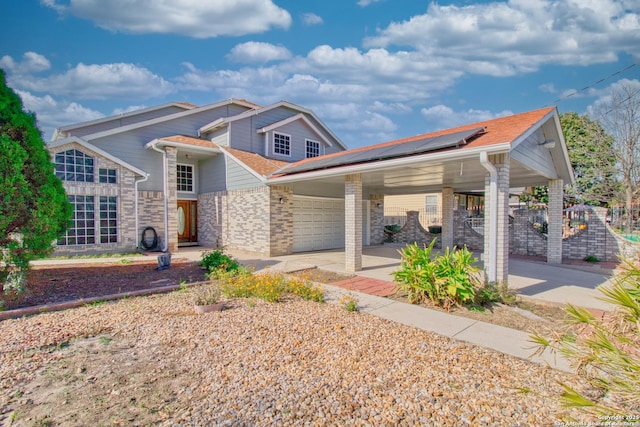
[221,146,289,176]
[160,135,220,149]
[286,106,556,169]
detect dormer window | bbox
[306,139,320,158]
[273,133,291,156]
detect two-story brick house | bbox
[48,99,347,256]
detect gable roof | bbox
[54,98,259,142]
[272,107,557,177]
[48,136,148,177]
[198,100,347,150]
[221,147,289,177]
[52,102,196,140]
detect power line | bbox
[548,62,638,106]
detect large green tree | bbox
[561,112,619,205]
[520,112,619,206]
[0,69,72,292]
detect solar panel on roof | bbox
[279,127,485,175]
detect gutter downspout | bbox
[149,142,169,252]
[134,173,150,249]
[480,151,497,283]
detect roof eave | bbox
[267,143,511,185]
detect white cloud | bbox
[364,0,640,77]
[42,0,291,38]
[357,0,384,7]
[302,13,323,25]
[586,78,640,118]
[420,105,514,130]
[112,105,149,115]
[370,101,412,114]
[11,60,174,100]
[15,90,104,139]
[227,42,292,64]
[539,83,557,94]
[0,52,51,74]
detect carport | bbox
[268,107,574,283]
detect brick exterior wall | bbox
[547,179,563,263]
[269,186,293,256]
[345,174,363,272]
[385,211,441,247]
[441,187,454,249]
[51,142,138,256]
[369,194,385,245]
[224,187,271,254]
[495,154,510,282]
[197,192,224,247]
[510,209,547,257]
[453,210,484,251]
[165,147,179,253]
[137,191,166,249]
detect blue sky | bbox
[1,0,639,148]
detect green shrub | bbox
[392,239,482,310]
[583,255,600,263]
[530,257,640,417]
[201,248,242,278]
[475,280,516,306]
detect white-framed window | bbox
[99,196,118,243]
[54,149,94,182]
[273,132,291,156]
[177,164,194,192]
[98,168,117,184]
[58,195,96,245]
[305,139,320,158]
[425,195,439,215]
[58,195,119,246]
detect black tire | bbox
[140,226,158,250]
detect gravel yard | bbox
[0,286,593,426]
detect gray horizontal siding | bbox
[87,108,244,191]
[64,106,187,138]
[199,155,227,193]
[227,157,263,190]
[229,107,345,161]
[209,129,229,146]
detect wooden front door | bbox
[177,200,198,243]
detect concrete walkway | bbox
[29,244,621,372]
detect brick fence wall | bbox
[385,207,640,261]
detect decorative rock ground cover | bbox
[0,288,594,426]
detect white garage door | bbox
[293,197,345,252]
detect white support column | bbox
[345,174,363,273]
[441,187,455,250]
[495,154,510,282]
[547,179,564,264]
[481,153,510,283]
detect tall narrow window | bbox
[306,139,320,158]
[425,195,439,215]
[273,133,291,156]
[58,195,95,245]
[54,149,94,182]
[177,164,194,192]
[99,196,118,243]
